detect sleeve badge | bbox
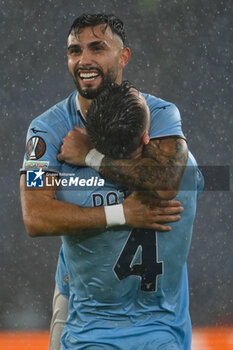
[26,136,46,160]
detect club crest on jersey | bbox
[26,136,46,160]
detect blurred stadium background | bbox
[1,0,232,348]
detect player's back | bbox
[60,152,203,350]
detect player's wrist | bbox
[85,148,104,171]
[104,204,126,227]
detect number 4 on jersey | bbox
[114,228,163,292]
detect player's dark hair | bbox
[68,13,126,46]
[86,81,148,159]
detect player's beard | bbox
[73,66,118,100]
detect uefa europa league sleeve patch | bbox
[26,136,46,160]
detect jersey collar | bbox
[75,92,86,125]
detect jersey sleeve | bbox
[145,95,185,139]
[196,167,204,196]
[186,151,204,195]
[22,116,62,172]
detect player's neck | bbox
[77,94,92,118]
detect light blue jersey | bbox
[23,91,203,349]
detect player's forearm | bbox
[20,175,106,237]
[99,138,188,199]
[20,170,185,237]
[99,158,176,199]
[22,197,106,237]
[99,158,187,200]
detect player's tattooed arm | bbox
[99,137,188,199]
[57,128,188,199]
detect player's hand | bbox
[57,126,92,165]
[123,192,183,231]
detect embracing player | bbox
[51,81,204,349]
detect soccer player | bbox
[49,81,152,350]
[51,81,203,349]
[19,14,193,349]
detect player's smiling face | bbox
[67,24,129,99]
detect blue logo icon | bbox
[26,169,44,187]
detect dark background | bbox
[1,0,232,330]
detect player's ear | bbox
[119,47,131,68]
[141,131,149,145]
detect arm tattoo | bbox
[99,137,188,197]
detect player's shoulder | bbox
[142,92,180,118]
[187,151,204,194]
[30,91,77,130]
[141,92,183,138]
[187,150,197,167]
